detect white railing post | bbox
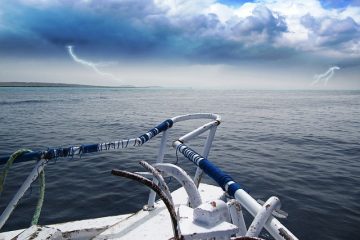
[193,125,218,187]
[227,199,247,236]
[145,130,169,210]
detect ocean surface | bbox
[0,87,359,239]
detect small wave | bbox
[0,99,52,105]
[0,99,81,105]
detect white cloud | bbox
[300,13,360,56]
[204,3,234,23]
[154,0,216,17]
[202,0,360,56]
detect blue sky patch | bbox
[320,0,353,9]
[217,0,256,7]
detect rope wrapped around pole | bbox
[174,142,241,197]
[0,119,174,165]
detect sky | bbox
[0,0,359,89]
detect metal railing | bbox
[0,113,298,240]
[145,113,221,209]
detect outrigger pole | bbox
[173,141,298,240]
[0,119,174,165]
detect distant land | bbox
[0,82,159,88]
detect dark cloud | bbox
[1,1,169,55]
[231,6,287,43]
[0,1,312,64]
[1,1,291,63]
[301,14,360,48]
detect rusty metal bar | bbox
[139,160,173,206]
[111,169,180,240]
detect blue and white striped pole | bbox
[173,141,298,240]
[0,119,174,165]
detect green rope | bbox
[31,169,45,225]
[0,149,32,195]
[0,149,46,226]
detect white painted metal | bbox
[171,113,221,123]
[146,130,169,209]
[172,131,298,240]
[95,183,224,240]
[193,200,230,226]
[235,190,298,240]
[133,171,154,178]
[179,121,218,143]
[154,163,202,208]
[0,159,47,229]
[178,205,238,240]
[0,215,131,240]
[246,196,281,237]
[14,225,62,240]
[227,199,247,236]
[194,124,218,187]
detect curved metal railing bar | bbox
[154,163,202,208]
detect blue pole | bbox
[0,119,173,165]
[175,142,241,198]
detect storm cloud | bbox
[301,14,360,51]
[0,0,359,89]
[0,0,301,63]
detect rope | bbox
[0,149,32,195]
[31,169,45,225]
[0,149,46,226]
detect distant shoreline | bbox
[0,82,159,88]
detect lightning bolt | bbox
[311,66,340,86]
[67,45,121,82]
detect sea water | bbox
[0,87,359,240]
